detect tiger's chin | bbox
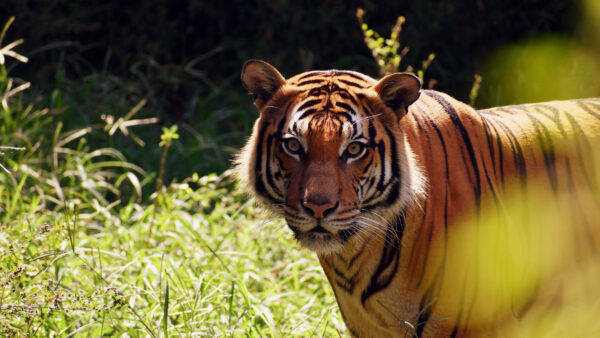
[287,222,360,254]
[294,231,346,254]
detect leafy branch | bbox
[356,8,435,81]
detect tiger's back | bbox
[237,60,600,337]
[403,92,600,227]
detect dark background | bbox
[0,0,584,180]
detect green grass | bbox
[1,173,345,336]
[0,18,344,336]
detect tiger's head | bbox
[236,60,425,254]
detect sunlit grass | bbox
[0,173,345,336]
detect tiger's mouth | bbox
[309,224,328,233]
[286,219,360,254]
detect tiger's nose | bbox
[302,200,338,219]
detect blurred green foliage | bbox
[477,0,600,106]
[479,36,600,105]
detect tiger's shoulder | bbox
[404,90,600,145]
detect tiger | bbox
[235,59,600,337]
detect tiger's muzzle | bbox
[284,197,360,254]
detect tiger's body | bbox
[236,60,600,337]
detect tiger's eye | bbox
[286,138,301,153]
[347,142,364,156]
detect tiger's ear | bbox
[374,72,421,117]
[241,60,286,105]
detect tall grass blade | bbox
[163,280,169,338]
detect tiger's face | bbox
[237,60,423,254]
